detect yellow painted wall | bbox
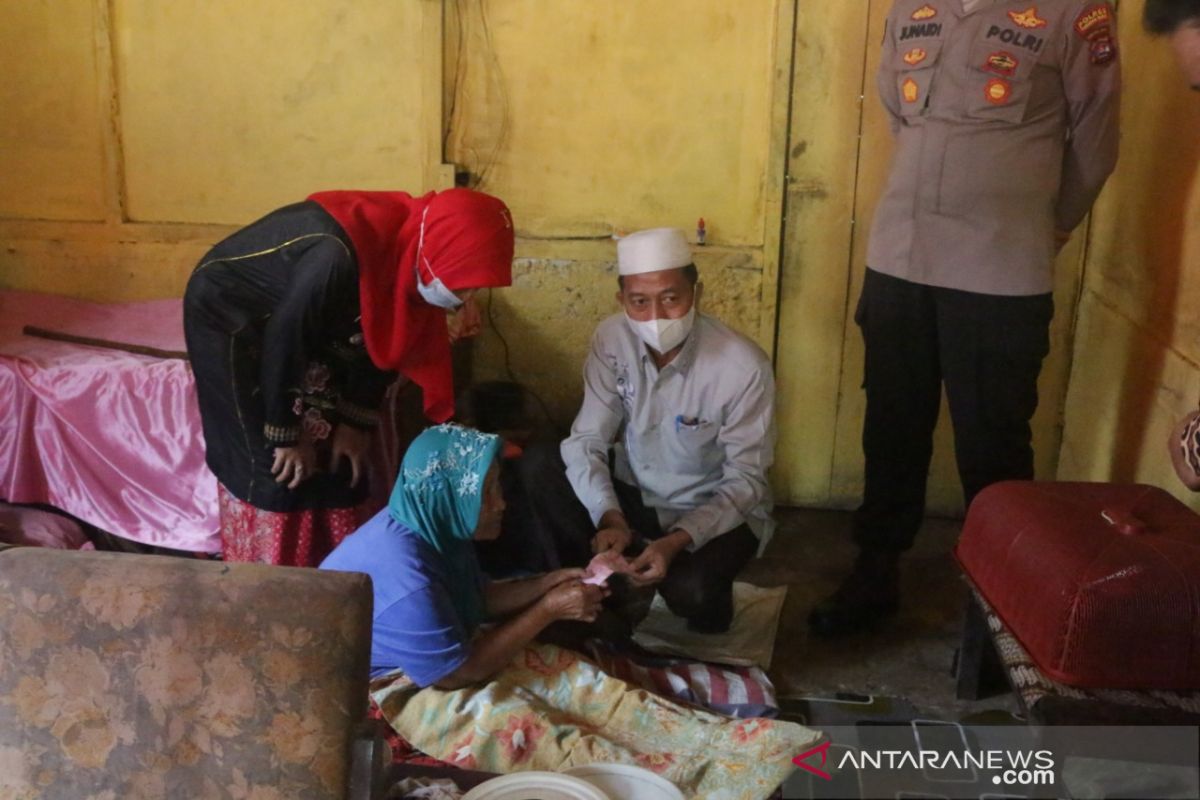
[1058,0,1200,507]
[0,1,108,220]
[444,1,776,245]
[447,0,790,419]
[0,0,787,429]
[0,0,441,299]
[473,243,774,427]
[114,1,433,224]
[771,3,871,506]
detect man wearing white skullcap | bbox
[519,227,776,635]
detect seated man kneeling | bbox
[523,227,776,635]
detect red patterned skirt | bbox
[217,484,364,567]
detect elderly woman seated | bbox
[321,423,605,687]
[322,424,819,800]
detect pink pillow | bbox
[0,503,94,549]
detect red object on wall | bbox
[956,481,1200,690]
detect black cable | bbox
[473,0,510,189]
[443,0,466,156]
[485,288,563,432]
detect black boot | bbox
[807,550,900,638]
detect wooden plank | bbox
[92,0,126,223]
[1059,6,1200,496]
[758,0,798,357]
[0,1,108,221]
[443,0,779,245]
[113,0,433,224]
[828,0,897,510]
[772,0,872,506]
[0,237,212,301]
[422,0,456,191]
[1059,291,1200,502]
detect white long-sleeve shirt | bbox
[560,312,776,552]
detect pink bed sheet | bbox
[0,290,219,553]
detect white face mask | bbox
[625,305,695,355]
[417,275,464,310]
[414,206,465,310]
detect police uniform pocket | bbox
[894,39,944,118]
[964,37,1038,123]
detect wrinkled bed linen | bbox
[0,290,219,552]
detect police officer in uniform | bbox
[809,0,1121,637]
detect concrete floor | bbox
[746,506,1019,721]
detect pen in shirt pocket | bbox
[674,414,702,432]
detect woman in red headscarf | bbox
[183,189,514,566]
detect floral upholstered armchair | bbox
[0,545,385,799]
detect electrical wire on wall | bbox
[443,0,466,158]
[444,0,510,191]
[444,3,586,436]
[485,288,563,433]
[445,0,614,241]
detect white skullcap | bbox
[617,228,692,276]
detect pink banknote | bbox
[582,550,637,586]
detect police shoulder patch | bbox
[1089,36,1117,64]
[1074,3,1112,38]
[1072,2,1118,65]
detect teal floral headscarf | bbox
[389,423,501,633]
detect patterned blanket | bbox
[371,643,821,800]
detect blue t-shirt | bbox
[320,509,475,687]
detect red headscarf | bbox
[308,189,514,422]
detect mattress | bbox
[0,289,219,553]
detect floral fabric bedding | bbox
[371,643,820,800]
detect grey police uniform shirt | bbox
[868,0,1121,296]
[560,312,776,553]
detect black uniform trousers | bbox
[854,268,1054,554]
[519,442,758,633]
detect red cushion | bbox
[956,481,1200,690]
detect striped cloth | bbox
[587,641,779,719]
[1180,412,1200,479]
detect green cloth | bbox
[388,423,501,633]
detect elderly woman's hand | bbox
[542,581,607,623]
[540,568,587,592]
